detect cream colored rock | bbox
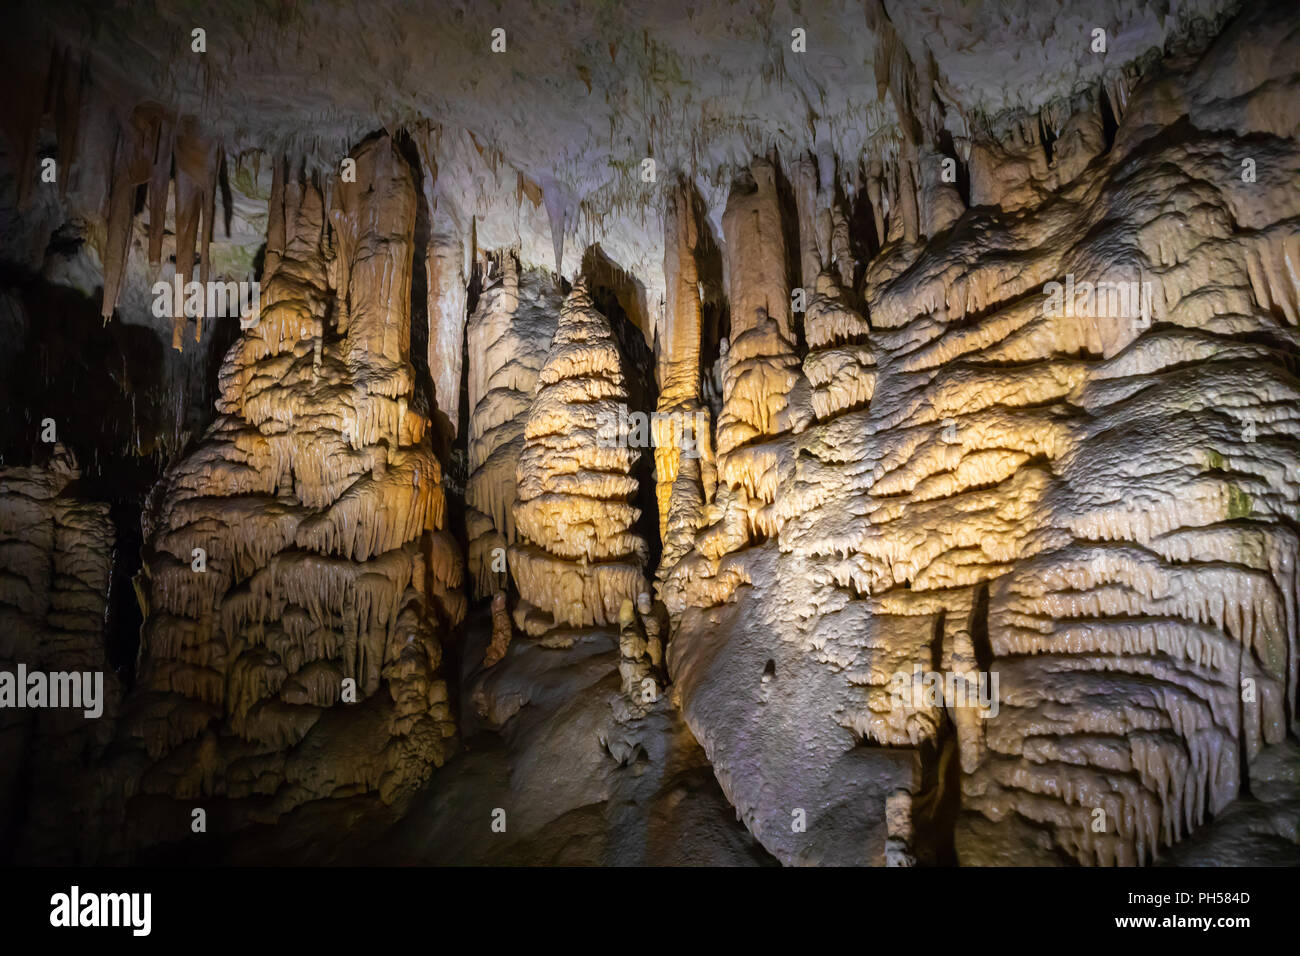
[118,137,456,845]
[509,280,649,636]
[465,258,560,597]
[655,182,716,581]
[668,7,1300,867]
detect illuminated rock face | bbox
[119,137,457,845]
[667,9,1300,866]
[654,183,716,579]
[3,0,1298,869]
[510,281,649,637]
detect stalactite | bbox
[705,158,812,553]
[101,105,160,320]
[53,48,83,201]
[145,111,174,273]
[655,180,716,581]
[1,0,1293,870]
[170,116,218,347]
[265,153,287,281]
[426,208,468,434]
[866,158,886,250]
[2,35,49,210]
[792,155,822,286]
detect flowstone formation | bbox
[667,6,1300,865]
[114,137,458,853]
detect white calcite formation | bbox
[667,5,1300,866]
[510,280,649,637]
[116,137,458,844]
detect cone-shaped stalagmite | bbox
[509,280,649,637]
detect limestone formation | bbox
[465,258,560,598]
[0,447,120,862]
[2,0,1298,870]
[655,182,717,582]
[509,280,649,638]
[667,5,1300,866]
[116,137,456,848]
[482,590,513,668]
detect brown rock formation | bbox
[509,280,649,637]
[0,447,119,862]
[117,137,456,849]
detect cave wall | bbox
[664,4,1300,866]
[0,0,1296,866]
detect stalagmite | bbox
[0,447,120,862]
[803,271,875,420]
[464,256,559,597]
[509,279,649,636]
[116,136,455,845]
[482,591,513,667]
[714,160,810,458]
[2,0,1297,870]
[618,597,658,711]
[655,182,716,579]
[687,158,812,575]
